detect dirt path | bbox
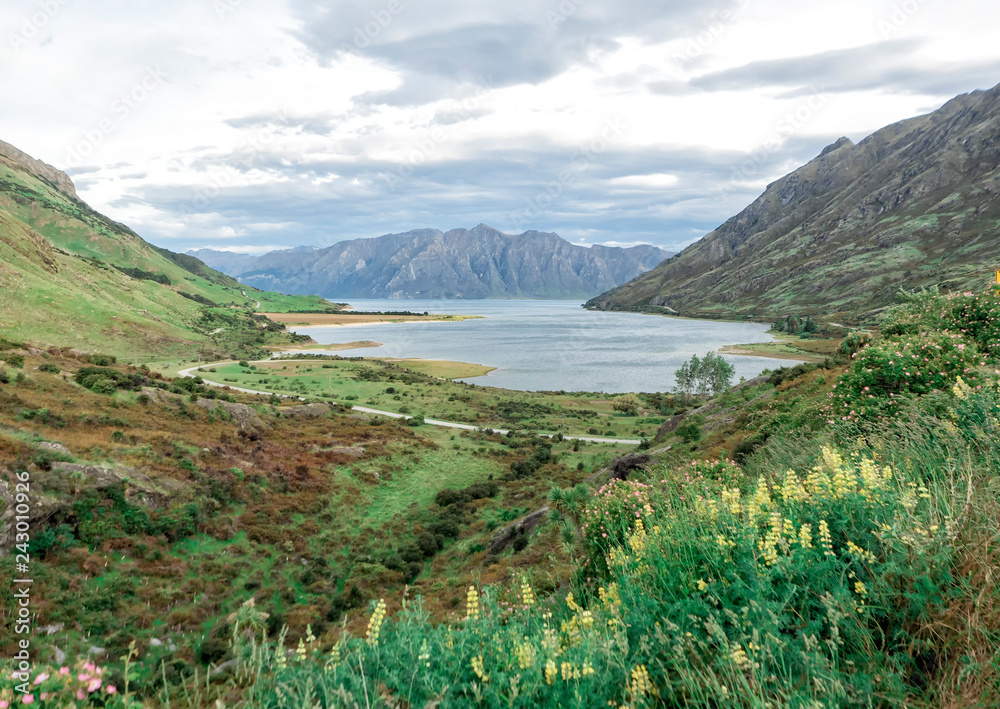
[178,360,642,445]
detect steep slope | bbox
[587,83,1000,321]
[0,142,335,356]
[194,225,672,299]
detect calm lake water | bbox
[288,300,797,393]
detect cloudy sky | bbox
[2,0,999,254]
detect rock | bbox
[611,453,651,480]
[51,462,183,510]
[0,479,68,552]
[284,403,332,418]
[196,399,269,433]
[87,646,106,657]
[325,446,365,458]
[0,139,78,198]
[36,441,72,458]
[52,646,66,665]
[40,623,64,636]
[490,507,550,554]
[211,659,239,676]
[149,638,163,647]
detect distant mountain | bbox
[587,83,1000,321]
[192,226,672,299]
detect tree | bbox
[611,393,641,416]
[674,352,735,402]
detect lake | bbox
[288,300,797,393]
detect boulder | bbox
[51,462,183,510]
[196,399,269,433]
[489,507,550,554]
[284,403,332,418]
[36,441,72,458]
[0,479,67,552]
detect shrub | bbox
[611,393,640,416]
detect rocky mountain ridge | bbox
[587,83,1000,321]
[193,225,672,299]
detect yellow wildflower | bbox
[952,376,972,400]
[629,664,653,698]
[471,655,490,683]
[818,520,834,557]
[520,576,535,607]
[799,524,813,550]
[366,598,387,646]
[465,586,480,621]
[515,640,536,670]
[545,659,558,685]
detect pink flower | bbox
[33,673,49,685]
[1,699,9,708]
[20,697,34,706]
[76,690,85,701]
[88,678,103,693]
[58,668,69,676]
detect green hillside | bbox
[587,84,1000,323]
[0,150,337,358]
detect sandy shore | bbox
[262,312,481,328]
[719,344,822,362]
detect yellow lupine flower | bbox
[721,487,742,515]
[545,659,558,685]
[799,524,813,550]
[366,598,387,646]
[515,640,536,670]
[566,592,581,613]
[629,664,653,698]
[819,520,834,557]
[952,376,972,400]
[747,480,771,520]
[465,586,480,621]
[471,655,490,683]
[520,576,535,607]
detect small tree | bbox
[611,393,640,416]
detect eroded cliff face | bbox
[0,139,77,199]
[588,84,1000,320]
[195,225,673,300]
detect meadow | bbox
[2,287,999,707]
[182,356,669,440]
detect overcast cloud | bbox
[1,0,998,254]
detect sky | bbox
[1,0,999,255]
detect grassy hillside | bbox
[2,288,998,707]
[588,85,1000,323]
[0,152,337,358]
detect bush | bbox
[674,417,703,443]
[611,393,640,416]
[37,362,61,373]
[2,353,24,368]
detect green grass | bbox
[188,358,660,439]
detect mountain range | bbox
[192,227,672,300]
[587,82,1000,322]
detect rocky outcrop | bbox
[51,463,184,509]
[195,399,269,433]
[588,82,1000,320]
[0,139,78,198]
[0,462,183,551]
[489,506,550,554]
[193,226,672,300]
[284,403,332,418]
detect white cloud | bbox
[0,0,997,254]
